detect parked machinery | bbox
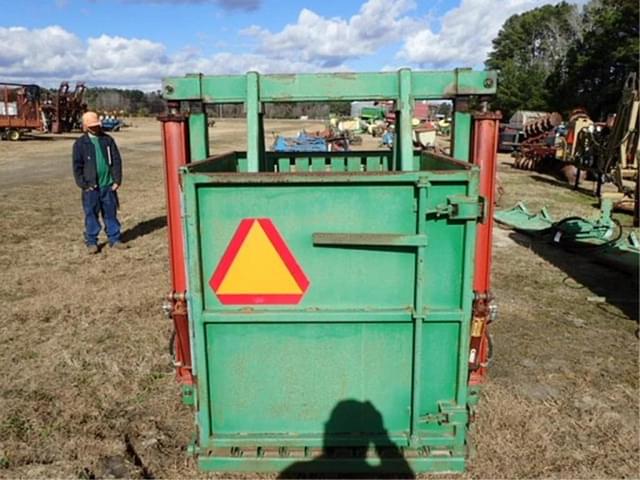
[513,73,639,200]
[513,112,563,170]
[159,69,500,474]
[498,110,547,152]
[0,83,44,141]
[565,73,639,196]
[41,81,87,133]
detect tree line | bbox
[72,87,354,119]
[486,0,638,120]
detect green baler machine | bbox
[160,69,498,474]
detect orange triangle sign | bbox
[210,218,310,305]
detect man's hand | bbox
[84,185,96,192]
[112,183,119,191]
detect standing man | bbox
[72,111,125,254]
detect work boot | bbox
[86,244,99,255]
[110,241,128,250]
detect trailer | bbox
[0,83,44,141]
[159,69,500,475]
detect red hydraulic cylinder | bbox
[469,111,501,385]
[472,112,501,293]
[159,109,193,385]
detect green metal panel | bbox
[246,71,260,172]
[188,110,209,161]
[259,72,399,101]
[197,183,417,311]
[163,70,496,103]
[453,111,472,161]
[398,69,414,171]
[163,74,200,100]
[179,151,481,474]
[201,75,247,104]
[206,323,412,435]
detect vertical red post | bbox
[472,112,501,293]
[159,108,194,385]
[469,111,501,385]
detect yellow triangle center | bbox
[216,221,302,295]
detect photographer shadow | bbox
[278,399,415,479]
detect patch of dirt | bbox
[0,120,637,478]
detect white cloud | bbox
[242,0,421,67]
[0,26,331,90]
[0,26,85,80]
[398,0,564,68]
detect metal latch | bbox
[313,232,427,248]
[427,195,484,221]
[418,401,468,425]
[419,412,449,425]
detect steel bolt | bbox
[484,78,494,88]
[488,301,498,322]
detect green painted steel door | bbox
[184,170,476,459]
[198,182,417,438]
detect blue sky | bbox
[0,0,573,89]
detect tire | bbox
[8,130,21,141]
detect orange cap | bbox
[82,111,101,129]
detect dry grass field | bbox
[0,118,638,478]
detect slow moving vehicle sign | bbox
[210,218,309,305]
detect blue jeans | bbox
[82,185,121,246]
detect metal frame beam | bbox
[163,69,496,172]
[163,69,496,103]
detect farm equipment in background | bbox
[41,81,87,134]
[0,83,45,141]
[341,100,438,145]
[510,73,639,216]
[513,112,563,170]
[100,115,123,132]
[498,110,548,152]
[272,129,353,153]
[272,131,328,152]
[562,73,639,198]
[495,199,639,277]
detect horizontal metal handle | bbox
[313,232,427,247]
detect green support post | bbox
[452,97,471,162]
[189,101,210,162]
[246,71,260,173]
[398,68,414,171]
[409,182,428,446]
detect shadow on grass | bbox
[529,174,597,197]
[278,400,415,479]
[20,134,77,142]
[121,215,166,243]
[509,231,639,323]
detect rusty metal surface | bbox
[41,82,87,134]
[0,83,43,131]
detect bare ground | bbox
[0,118,638,478]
